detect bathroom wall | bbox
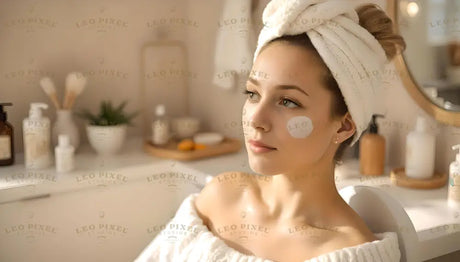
[0,0,190,151]
[0,0,459,174]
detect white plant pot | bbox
[86,124,127,155]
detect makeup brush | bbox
[63,72,87,110]
[39,77,61,109]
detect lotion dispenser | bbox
[23,102,52,169]
[405,116,436,179]
[448,144,460,207]
[360,114,385,175]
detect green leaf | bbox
[115,101,127,114]
[77,99,139,126]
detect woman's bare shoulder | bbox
[195,171,251,223]
[308,207,378,256]
[332,204,379,246]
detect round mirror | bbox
[388,0,460,126]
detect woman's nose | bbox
[247,103,271,133]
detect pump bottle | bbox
[0,103,14,166]
[23,103,52,169]
[405,116,436,179]
[360,114,385,175]
[448,144,460,208]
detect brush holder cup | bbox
[52,109,80,151]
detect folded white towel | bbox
[213,0,258,90]
[254,0,388,145]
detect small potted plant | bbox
[77,100,138,155]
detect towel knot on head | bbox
[254,0,389,146]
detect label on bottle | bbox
[0,135,11,160]
[23,119,51,169]
[152,121,170,145]
[448,172,460,202]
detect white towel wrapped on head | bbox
[254,0,389,146]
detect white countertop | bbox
[0,136,253,203]
[0,136,458,261]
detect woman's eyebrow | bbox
[247,76,310,97]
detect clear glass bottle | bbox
[152,104,171,146]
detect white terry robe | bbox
[134,193,401,262]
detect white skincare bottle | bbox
[23,102,52,169]
[448,144,460,208]
[152,104,171,146]
[55,134,75,173]
[405,116,436,179]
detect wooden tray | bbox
[390,167,448,189]
[144,137,242,161]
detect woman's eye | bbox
[242,90,258,100]
[242,89,301,109]
[281,98,299,108]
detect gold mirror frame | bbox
[387,0,460,126]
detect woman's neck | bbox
[259,161,342,225]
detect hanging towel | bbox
[212,0,260,90]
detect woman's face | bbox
[242,41,341,176]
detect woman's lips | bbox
[248,139,276,148]
[248,140,277,153]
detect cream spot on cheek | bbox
[287,116,314,138]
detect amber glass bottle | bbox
[0,103,14,166]
[360,114,385,175]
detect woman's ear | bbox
[335,112,356,143]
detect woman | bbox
[135,1,405,261]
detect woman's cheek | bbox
[286,115,314,138]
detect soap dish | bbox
[390,167,448,189]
